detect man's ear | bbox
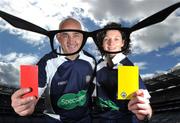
[56,33,60,40]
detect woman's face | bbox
[102,30,124,56]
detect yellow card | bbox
[118,66,139,100]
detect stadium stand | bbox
[144,66,180,123]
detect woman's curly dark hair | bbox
[97,22,131,55]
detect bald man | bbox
[11,18,96,123]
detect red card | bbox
[20,65,38,98]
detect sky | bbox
[0,0,180,87]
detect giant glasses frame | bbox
[48,28,130,55]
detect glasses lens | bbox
[96,29,128,54]
[53,31,84,55]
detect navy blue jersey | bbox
[94,53,150,123]
[37,50,96,122]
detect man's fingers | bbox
[14,102,32,113]
[19,110,31,116]
[11,88,31,100]
[11,95,36,111]
[11,88,38,116]
[11,88,32,108]
[20,96,36,105]
[16,104,35,116]
[12,96,37,116]
[11,96,34,108]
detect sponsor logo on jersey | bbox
[97,97,119,110]
[57,90,87,110]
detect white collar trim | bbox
[112,53,126,65]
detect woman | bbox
[93,22,152,123]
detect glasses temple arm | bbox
[130,2,180,33]
[0,10,48,36]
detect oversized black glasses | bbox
[48,28,130,55]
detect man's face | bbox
[56,20,83,54]
[102,30,124,56]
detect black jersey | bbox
[37,50,96,122]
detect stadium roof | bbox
[144,66,180,93]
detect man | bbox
[11,18,96,123]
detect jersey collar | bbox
[112,53,126,65]
[103,53,126,69]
